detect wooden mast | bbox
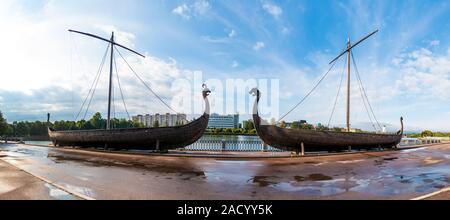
[346,38,351,132]
[328,29,379,132]
[106,32,114,130]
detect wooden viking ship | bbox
[250,30,403,152]
[48,30,210,150]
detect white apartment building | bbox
[132,113,188,127]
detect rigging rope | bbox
[327,55,347,128]
[278,59,339,123]
[115,46,178,114]
[75,43,110,121]
[82,45,110,120]
[113,52,131,121]
[351,51,382,131]
[355,67,376,131]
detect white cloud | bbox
[395,47,450,99]
[262,3,282,19]
[94,24,136,48]
[228,29,236,38]
[429,40,440,46]
[193,0,211,15]
[281,27,290,35]
[231,60,239,68]
[202,29,235,44]
[201,35,229,43]
[172,4,191,20]
[173,0,210,20]
[253,41,265,51]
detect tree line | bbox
[2,110,449,138]
[407,130,450,138]
[0,112,143,138]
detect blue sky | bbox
[0,0,450,131]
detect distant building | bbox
[208,113,239,129]
[284,120,307,128]
[133,113,188,127]
[132,115,144,124]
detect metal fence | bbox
[183,139,283,152]
[183,137,444,152]
[400,138,442,146]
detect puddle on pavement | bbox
[44,183,79,200]
[251,173,334,188]
[274,183,347,196]
[303,161,319,165]
[294,174,333,182]
[48,153,206,181]
[251,176,278,187]
[383,157,398,161]
[178,171,206,180]
[60,183,95,198]
[374,156,399,166]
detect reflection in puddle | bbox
[252,176,277,187]
[274,183,347,196]
[337,159,364,164]
[44,183,78,200]
[294,174,333,182]
[374,157,398,167]
[383,157,398,161]
[401,147,426,153]
[60,183,95,198]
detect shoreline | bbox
[17,141,442,159]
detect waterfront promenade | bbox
[0,142,449,200]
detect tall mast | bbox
[328,29,379,132]
[106,32,114,130]
[346,38,351,132]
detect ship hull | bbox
[255,121,402,152]
[250,88,403,152]
[48,114,209,150]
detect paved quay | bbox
[0,158,78,200]
[0,142,449,200]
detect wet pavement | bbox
[0,159,78,200]
[0,143,449,200]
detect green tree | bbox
[243,120,254,131]
[0,111,8,136]
[421,130,434,137]
[232,128,242,134]
[316,123,329,131]
[15,121,30,136]
[300,123,314,130]
[89,112,105,129]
